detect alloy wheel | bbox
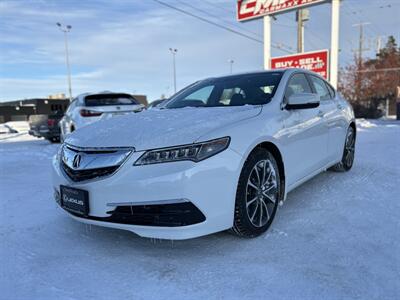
[344,128,355,168]
[245,159,278,228]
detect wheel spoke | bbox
[254,165,261,187]
[263,192,276,204]
[346,150,354,166]
[261,161,267,186]
[264,162,272,185]
[261,199,270,220]
[246,196,258,207]
[264,184,275,193]
[247,179,258,190]
[259,200,263,226]
[250,201,259,222]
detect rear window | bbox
[85,94,138,106]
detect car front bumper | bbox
[52,148,244,240]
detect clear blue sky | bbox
[0,0,399,102]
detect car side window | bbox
[325,82,336,99]
[310,76,331,101]
[218,87,246,105]
[285,73,312,99]
[182,85,214,105]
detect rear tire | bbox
[231,148,280,238]
[330,126,356,172]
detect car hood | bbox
[66,106,261,151]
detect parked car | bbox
[53,69,356,240]
[147,99,167,109]
[29,112,64,143]
[59,92,144,141]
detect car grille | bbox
[61,144,132,182]
[62,161,119,182]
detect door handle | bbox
[318,110,324,117]
[337,104,343,110]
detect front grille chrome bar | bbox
[61,144,133,182]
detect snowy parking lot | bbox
[0,119,399,300]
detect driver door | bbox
[282,73,329,187]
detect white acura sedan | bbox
[52,69,356,240]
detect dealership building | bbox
[0,98,70,123]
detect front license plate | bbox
[60,185,89,216]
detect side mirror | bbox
[286,93,320,110]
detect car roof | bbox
[201,68,325,82]
[203,70,284,82]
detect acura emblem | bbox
[72,153,83,169]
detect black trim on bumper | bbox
[67,202,206,227]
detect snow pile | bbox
[3,121,30,133]
[0,123,13,134]
[357,118,378,129]
[0,121,32,141]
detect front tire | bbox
[232,148,280,238]
[330,126,356,172]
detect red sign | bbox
[237,0,328,22]
[271,50,329,79]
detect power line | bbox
[152,0,293,54]
[152,0,261,43]
[153,0,263,44]
[176,0,261,38]
[342,1,388,37]
[202,0,236,14]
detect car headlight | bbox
[134,137,230,165]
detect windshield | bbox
[85,94,139,106]
[166,72,283,109]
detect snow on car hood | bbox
[66,106,261,150]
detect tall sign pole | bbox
[330,0,340,89]
[56,23,73,101]
[296,9,309,53]
[264,15,271,69]
[169,48,178,94]
[297,10,304,53]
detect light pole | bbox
[169,48,178,94]
[57,22,73,101]
[228,59,234,74]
